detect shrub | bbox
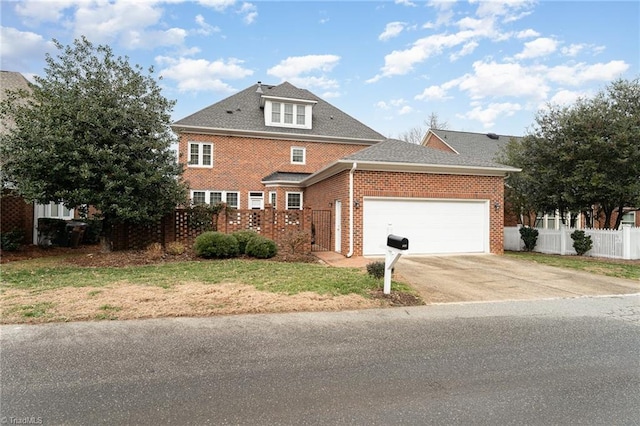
[571,230,593,256]
[519,226,539,251]
[145,242,164,260]
[0,229,24,251]
[245,236,278,259]
[82,218,103,244]
[194,232,240,259]
[366,261,385,279]
[165,241,186,256]
[282,230,311,254]
[232,230,259,254]
[37,218,67,246]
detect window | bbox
[39,202,74,219]
[269,191,277,208]
[190,190,239,208]
[621,212,636,226]
[266,101,312,129]
[291,147,306,164]
[286,192,303,210]
[248,192,264,209]
[188,142,213,167]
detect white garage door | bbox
[363,198,489,256]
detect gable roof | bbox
[426,129,522,163]
[172,81,385,144]
[1,71,32,134]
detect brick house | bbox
[173,82,518,256]
[423,128,640,230]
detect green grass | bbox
[505,251,640,280]
[0,258,413,298]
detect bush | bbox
[366,261,385,279]
[232,230,259,254]
[245,236,278,259]
[82,218,103,244]
[165,241,186,256]
[145,242,164,260]
[0,229,24,251]
[282,230,311,254]
[194,232,240,259]
[519,226,539,251]
[571,230,593,256]
[37,218,67,246]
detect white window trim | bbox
[269,191,277,208]
[264,100,313,130]
[190,190,240,208]
[248,191,265,210]
[621,211,636,226]
[187,142,213,168]
[37,202,74,220]
[286,192,303,210]
[291,146,306,165]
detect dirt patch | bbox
[0,282,413,324]
[1,245,424,324]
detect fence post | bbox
[559,225,567,255]
[623,225,631,260]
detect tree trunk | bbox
[99,236,113,253]
[99,215,113,252]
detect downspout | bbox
[346,162,357,258]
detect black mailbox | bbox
[387,234,409,250]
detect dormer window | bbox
[263,97,316,130]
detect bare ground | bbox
[0,245,424,324]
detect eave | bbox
[171,124,383,145]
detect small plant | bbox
[282,230,311,254]
[194,231,240,259]
[145,242,164,260]
[366,261,385,279]
[0,229,24,251]
[519,226,539,251]
[165,241,186,256]
[245,236,278,259]
[571,229,593,256]
[232,230,259,254]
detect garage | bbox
[363,198,489,256]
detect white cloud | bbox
[415,84,450,101]
[450,41,479,61]
[456,60,550,100]
[195,14,221,36]
[514,37,558,60]
[395,0,417,6]
[379,22,406,41]
[0,26,54,69]
[238,2,258,24]
[460,101,522,128]
[375,101,390,110]
[547,89,586,106]
[398,105,414,115]
[545,60,629,86]
[197,0,236,12]
[14,0,76,24]
[267,55,340,88]
[516,29,540,39]
[156,56,253,92]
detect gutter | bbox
[346,162,357,258]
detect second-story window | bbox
[188,142,213,168]
[291,147,306,164]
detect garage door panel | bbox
[363,198,488,255]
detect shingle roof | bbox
[0,71,31,101]
[344,138,517,169]
[429,129,522,163]
[173,81,385,142]
[262,171,312,183]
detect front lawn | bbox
[505,251,640,280]
[0,249,421,324]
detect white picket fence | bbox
[504,226,640,260]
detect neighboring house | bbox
[423,128,640,229]
[172,82,519,256]
[0,70,74,245]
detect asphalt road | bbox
[2,295,639,425]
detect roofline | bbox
[260,95,318,105]
[171,124,384,145]
[301,159,521,187]
[422,129,459,154]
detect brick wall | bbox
[178,133,370,209]
[423,133,456,153]
[112,207,312,253]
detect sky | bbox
[1,0,639,139]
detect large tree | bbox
[0,37,187,249]
[500,77,640,229]
[398,112,449,144]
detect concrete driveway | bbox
[394,255,640,304]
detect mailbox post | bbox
[384,234,409,294]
